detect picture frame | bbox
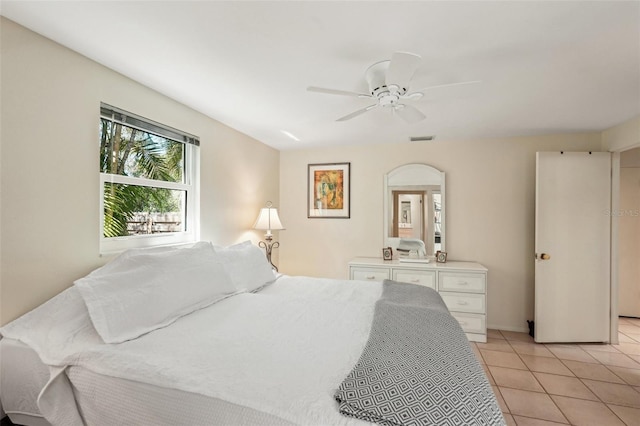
[382,247,393,261]
[308,162,350,218]
[436,251,448,263]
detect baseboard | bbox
[487,324,529,333]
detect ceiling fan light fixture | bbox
[379,92,400,107]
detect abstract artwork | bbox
[307,163,350,218]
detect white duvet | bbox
[1,275,383,426]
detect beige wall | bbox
[603,115,640,152]
[279,133,602,331]
[0,18,279,325]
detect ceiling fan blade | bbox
[336,104,378,121]
[386,52,422,89]
[411,80,482,93]
[395,104,426,124]
[307,86,371,98]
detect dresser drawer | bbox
[438,272,486,293]
[351,267,390,282]
[440,292,485,314]
[392,270,436,289]
[450,312,486,335]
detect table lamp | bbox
[253,201,285,271]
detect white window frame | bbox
[99,106,200,255]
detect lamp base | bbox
[258,237,280,271]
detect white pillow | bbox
[96,242,210,276]
[213,241,277,292]
[75,243,237,343]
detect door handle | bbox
[536,253,551,260]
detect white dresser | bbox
[348,257,488,342]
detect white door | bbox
[535,152,611,343]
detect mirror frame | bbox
[383,163,446,255]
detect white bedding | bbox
[66,365,296,426]
[1,275,383,426]
[0,339,51,426]
[0,339,293,426]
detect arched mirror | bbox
[383,164,445,257]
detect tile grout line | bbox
[602,363,639,387]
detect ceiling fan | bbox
[307,51,479,124]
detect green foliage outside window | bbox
[100,119,186,237]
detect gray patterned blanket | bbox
[334,280,505,426]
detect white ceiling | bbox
[2,1,639,150]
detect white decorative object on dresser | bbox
[348,257,488,343]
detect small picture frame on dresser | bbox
[436,251,448,263]
[382,247,393,261]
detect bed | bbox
[1,241,504,426]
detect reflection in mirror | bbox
[391,187,439,253]
[393,192,424,240]
[433,192,442,252]
[383,164,445,257]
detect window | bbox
[99,103,199,253]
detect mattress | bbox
[0,338,293,426]
[67,366,294,425]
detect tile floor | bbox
[473,317,640,426]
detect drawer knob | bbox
[366,275,376,280]
[458,280,468,285]
[411,279,420,283]
[457,300,469,306]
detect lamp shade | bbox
[253,206,284,232]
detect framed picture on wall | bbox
[307,162,350,218]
